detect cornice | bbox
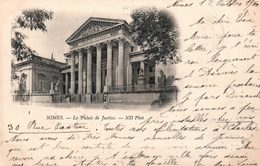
[66,17,130,43]
[67,23,131,45]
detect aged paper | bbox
[1,0,260,165]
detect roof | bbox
[65,17,131,44]
[14,54,66,68]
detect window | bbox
[39,82,43,91]
[20,73,27,91]
[38,74,46,91]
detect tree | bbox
[130,7,180,63]
[11,8,53,61]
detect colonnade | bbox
[65,38,131,95]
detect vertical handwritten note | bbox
[1,0,260,165]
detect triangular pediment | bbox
[66,17,128,44]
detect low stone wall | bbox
[31,95,51,103]
[30,94,64,103]
[107,88,178,104]
[108,93,160,103]
[16,90,177,104]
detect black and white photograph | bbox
[10,4,180,110]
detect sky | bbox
[0,0,179,62]
[5,0,169,63]
[10,0,136,62]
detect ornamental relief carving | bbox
[80,24,110,37]
[72,21,116,41]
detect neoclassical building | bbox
[12,55,65,102]
[12,17,177,104]
[61,17,177,103]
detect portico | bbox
[61,17,177,104]
[61,17,133,102]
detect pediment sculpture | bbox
[80,24,110,37]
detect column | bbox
[96,44,102,93]
[78,49,83,94]
[128,64,132,84]
[83,53,86,94]
[126,42,132,86]
[70,52,75,94]
[65,73,69,94]
[118,38,124,86]
[107,41,112,87]
[127,63,133,91]
[86,47,92,94]
[113,47,118,86]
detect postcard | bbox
[0,0,259,165]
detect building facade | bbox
[12,55,65,102]
[12,17,177,104]
[61,17,177,103]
